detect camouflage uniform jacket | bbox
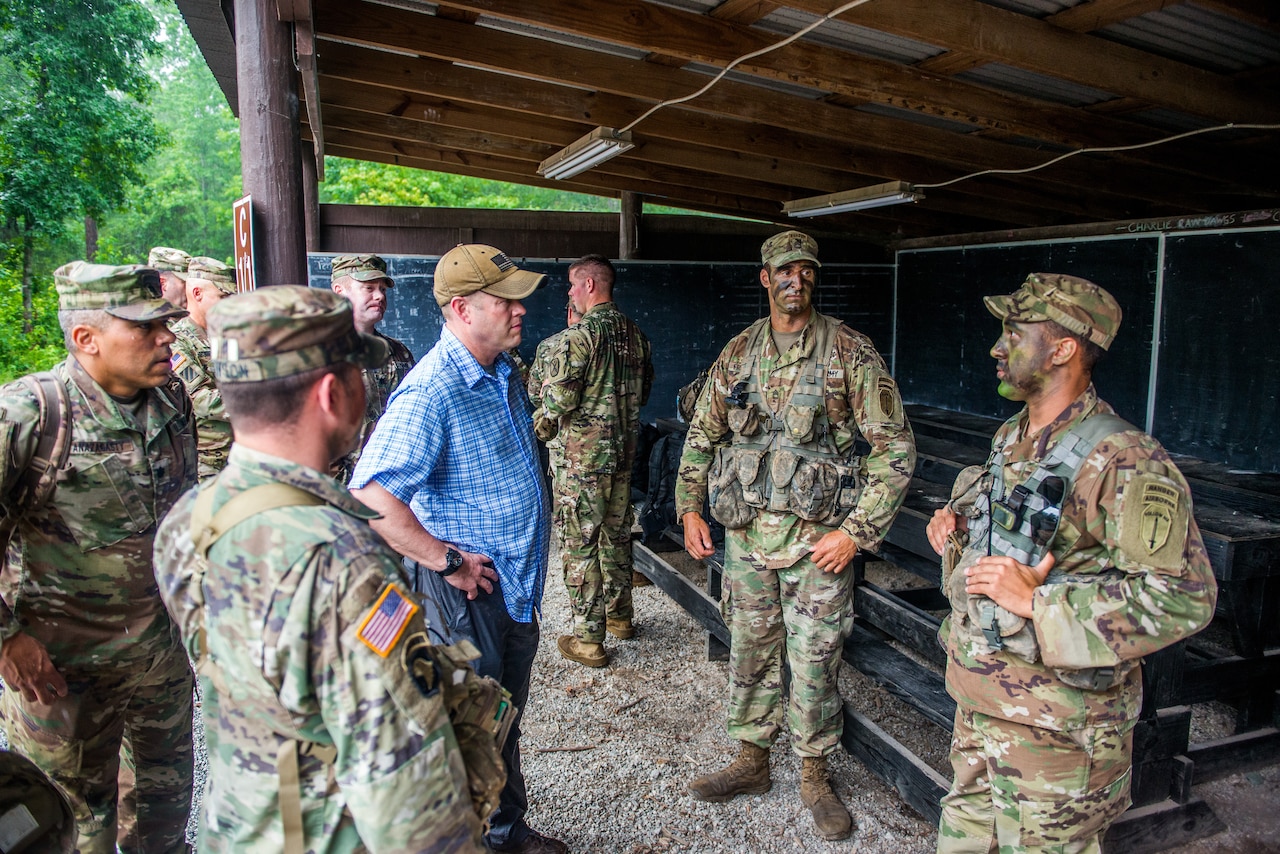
[153,444,483,853]
[334,332,414,484]
[676,311,915,568]
[171,315,232,480]
[532,302,654,474]
[943,385,1218,729]
[0,357,196,665]
[527,331,569,454]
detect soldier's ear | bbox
[1050,334,1079,366]
[70,323,100,355]
[759,267,771,289]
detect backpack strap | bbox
[188,481,332,854]
[13,372,72,512]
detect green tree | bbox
[96,0,241,265]
[320,157,620,212]
[0,0,163,332]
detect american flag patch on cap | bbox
[357,584,419,657]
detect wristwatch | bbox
[441,547,464,577]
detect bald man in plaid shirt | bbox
[351,244,567,854]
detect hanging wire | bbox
[915,122,1280,190]
[618,0,876,134]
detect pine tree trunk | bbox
[85,216,98,261]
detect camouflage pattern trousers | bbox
[722,535,855,756]
[937,706,1134,854]
[556,467,635,643]
[1,640,194,854]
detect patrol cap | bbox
[207,285,390,383]
[185,256,237,295]
[761,230,821,269]
[148,246,190,276]
[433,244,546,306]
[54,261,186,322]
[331,253,393,286]
[984,273,1122,351]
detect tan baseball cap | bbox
[433,244,546,307]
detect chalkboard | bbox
[309,255,895,426]
[895,238,1159,428]
[1155,231,1280,471]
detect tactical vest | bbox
[966,412,1135,691]
[708,316,861,530]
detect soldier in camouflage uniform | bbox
[531,256,653,668]
[925,274,1217,853]
[148,246,190,309]
[676,231,915,840]
[329,254,416,484]
[170,256,236,480]
[0,262,196,854]
[153,286,486,853]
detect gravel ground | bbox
[5,543,1278,852]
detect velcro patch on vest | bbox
[357,583,420,657]
[1119,471,1188,572]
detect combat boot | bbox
[631,570,653,587]
[688,742,771,802]
[800,756,853,841]
[557,635,608,668]
[606,618,635,639]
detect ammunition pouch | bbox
[428,638,514,825]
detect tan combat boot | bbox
[606,618,635,639]
[631,570,653,587]
[688,742,771,802]
[800,756,853,841]
[557,635,608,668]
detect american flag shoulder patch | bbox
[357,583,419,657]
[171,351,190,374]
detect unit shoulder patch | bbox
[1118,471,1188,572]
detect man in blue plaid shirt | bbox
[351,244,566,854]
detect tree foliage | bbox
[0,0,162,339]
[320,158,620,212]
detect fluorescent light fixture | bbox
[537,127,635,180]
[782,180,924,217]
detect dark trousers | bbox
[410,558,540,849]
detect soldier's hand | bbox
[446,550,500,600]
[965,551,1056,619]
[683,512,715,560]
[812,530,858,574]
[0,632,68,705]
[926,508,966,556]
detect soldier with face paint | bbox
[675,230,916,841]
[926,273,1217,854]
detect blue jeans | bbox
[411,558,541,849]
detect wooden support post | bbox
[620,191,641,260]
[301,140,321,253]
[235,0,307,286]
[705,554,728,661]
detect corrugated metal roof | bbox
[474,16,651,60]
[681,61,832,99]
[756,7,945,64]
[643,0,719,14]
[976,0,1076,16]
[956,63,1115,107]
[1099,4,1280,73]
[855,102,979,134]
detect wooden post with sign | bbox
[233,195,257,291]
